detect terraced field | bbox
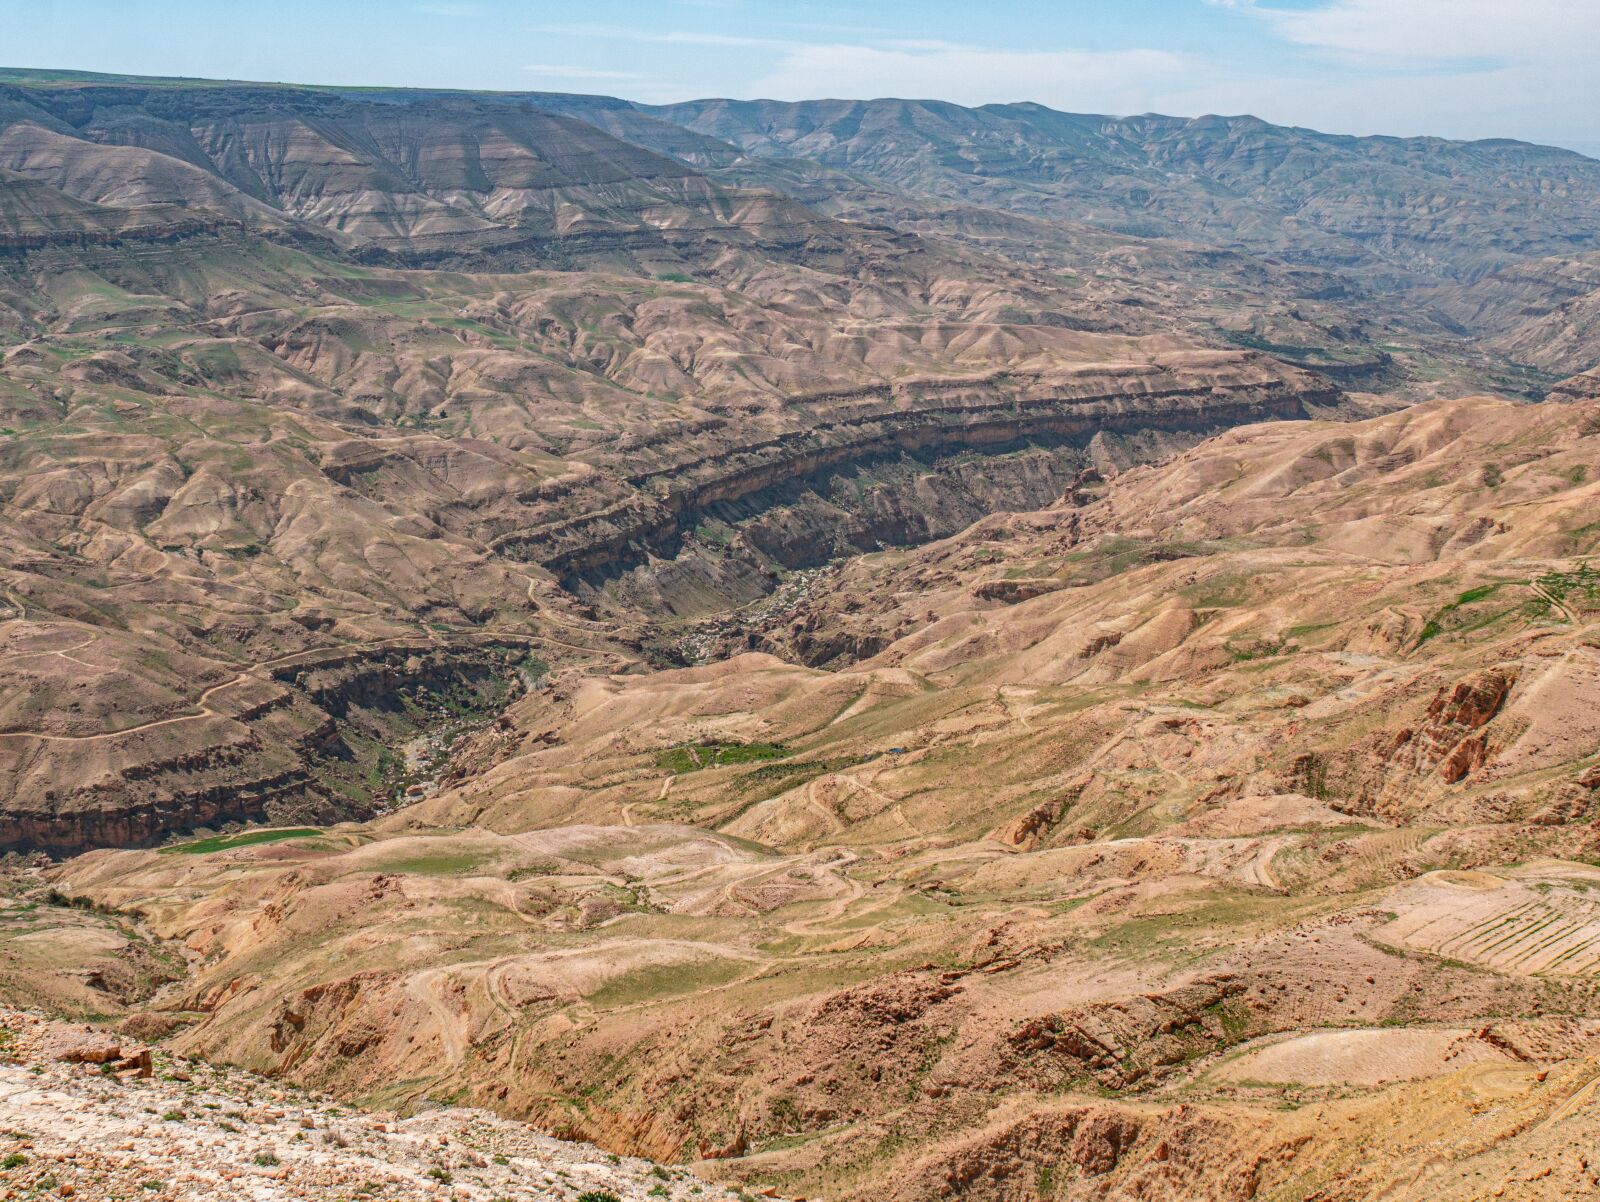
[1379,868,1600,976]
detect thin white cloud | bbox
[1176,0,1600,144]
[533,24,787,49]
[1244,0,1600,66]
[753,42,1191,110]
[526,5,1600,146]
[1160,57,1600,144]
[524,64,644,81]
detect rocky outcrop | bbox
[0,640,529,855]
[0,213,230,251]
[496,352,1339,591]
[1377,667,1518,797]
[896,1106,1147,1201]
[1004,975,1254,1091]
[973,578,1068,604]
[990,796,1066,848]
[0,169,237,251]
[1549,367,1600,403]
[3,766,323,857]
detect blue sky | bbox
[5,1,1598,152]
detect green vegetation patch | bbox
[737,755,866,791]
[1416,581,1515,645]
[586,956,747,1009]
[1059,534,1234,588]
[1225,636,1290,663]
[655,741,788,774]
[1534,563,1600,616]
[163,828,321,855]
[1219,328,1379,368]
[369,849,492,877]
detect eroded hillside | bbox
[0,140,1343,850]
[24,395,1599,1201]
[4,70,1600,1202]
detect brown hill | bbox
[24,395,1600,1201]
[2,70,1598,1202]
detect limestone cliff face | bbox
[496,351,1337,591]
[0,169,238,249]
[0,642,525,855]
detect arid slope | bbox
[0,154,1343,850]
[35,395,1600,1201]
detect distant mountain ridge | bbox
[7,71,1600,283]
[5,71,1600,375]
[641,97,1600,285]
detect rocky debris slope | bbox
[0,1007,777,1202]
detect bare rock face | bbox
[1549,366,1600,403]
[973,578,1067,604]
[990,796,1065,848]
[1433,669,1518,732]
[1383,667,1518,791]
[902,1108,1147,1200]
[1006,976,1254,1091]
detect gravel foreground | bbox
[0,1008,782,1202]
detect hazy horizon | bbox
[3,63,1598,162]
[4,1,1598,154]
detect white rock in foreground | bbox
[0,1007,787,1202]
